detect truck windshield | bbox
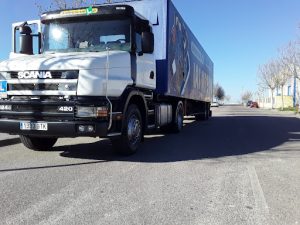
[42,19,131,53]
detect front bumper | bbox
[0,119,108,137]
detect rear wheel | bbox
[111,105,143,155]
[172,102,184,133]
[19,135,57,151]
[195,104,210,121]
[195,113,207,121]
[161,101,184,133]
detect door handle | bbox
[150,71,155,79]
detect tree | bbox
[281,41,300,75]
[214,84,225,102]
[224,95,231,104]
[241,91,252,103]
[275,58,292,110]
[257,60,278,109]
[280,41,300,106]
[256,87,266,108]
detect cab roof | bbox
[41,5,135,22]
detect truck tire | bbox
[172,102,184,133]
[195,107,210,121]
[19,135,57,151]
[161,101,184,133]
[195,113,206,121]
[111,104,142,155]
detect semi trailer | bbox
[0,0,213,155]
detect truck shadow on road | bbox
[57,115,300,163]
[0,138,20,148]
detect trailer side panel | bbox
[163,1,213,102]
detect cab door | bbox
[135,33,156,90]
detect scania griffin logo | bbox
[18,71,52,79]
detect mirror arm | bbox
[38,32,42,54]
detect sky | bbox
[0,0,300,102]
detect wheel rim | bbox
[127,114,141,147]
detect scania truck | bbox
[0,0,213,155]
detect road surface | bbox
[0,106,299,225]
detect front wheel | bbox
[19,135,57,151]
[111,104,143,155]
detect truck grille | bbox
[9,84,59,91]
[0,101,75,121]
[6,71,78,96]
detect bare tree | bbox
[224,95,231,104]
[241,91,252,103]
[257,60,278,109]
[281,41,300,74]
[280,41,300,106]
[256,86,266,108]
[274,58,293,110]
[214,84,225,102]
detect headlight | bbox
[76,107,97,118]
[0,105,12,111]
[76,106,108,118]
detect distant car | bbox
[250,102,259,108]
[246,101,253,107]
[211,102,219,107]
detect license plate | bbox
[20,122,48,131]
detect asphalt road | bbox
[0,106,299,225]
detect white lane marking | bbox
[247,165,269,225]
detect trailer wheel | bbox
[161,102,184,133]
[173,102,184,133]
[195,114,206,121]
[162,101,183,133]
[19,135,57,151]
[111,104,142,155]
[195,105,210,121]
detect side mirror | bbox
[141,32,154,54]
[19,25,32,35]
[19,25,33,55]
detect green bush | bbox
[279,107,297,112]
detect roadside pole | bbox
[293,75,296,107]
